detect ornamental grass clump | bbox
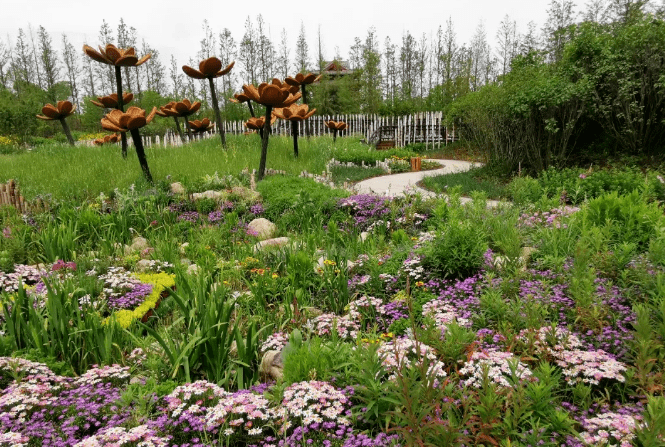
[83,43,151,158]
[36,100,76,146]
[182,57,235,148]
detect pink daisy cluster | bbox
[281,380,351,430]
[579,411,640,447]
[73,425,169,447]
[376,337,447,382]
[458,350,534,388]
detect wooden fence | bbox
[82,111,457,150]
[0,179,48,214]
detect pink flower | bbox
[579,173,587,179]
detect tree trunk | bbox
[115,66,128,158]
[302,84,311,138]
[291,120,299,157]
[59,117,75,146]
[258,106,273,181]
[208,77,227,149]
[129,128,153,184]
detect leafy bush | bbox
[257,176,349,228]
[332,147,417,166]
[507,175,543,205]
[420,220,488,279]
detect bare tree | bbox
[28,25,44,90]
[496,15,518,77]
[399,31,417,98]
[96,20,115,93]
[169,55,183,98]
[239,16,259,84]
[38,26,59,102]
[470,21,491,90]
[542,0,576,62]
[276,28,289,78]
[14,29,33,88]
[142,40,165,95]
[256,15,275,82]
[61,33,81,111]
[0,39,9,89]
[521,21,541,54]
[219,28,237,95]
[294,22,309,73]
[582,0,610,22]
[384,36,397,103]
[317,25,326,73]
[607,0,651,22]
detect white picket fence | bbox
[82,112,457,150]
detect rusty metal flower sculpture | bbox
[90,92,134,109]
[242,80,302,180]
[325,120,348,143]
[155,101,186,143]
[101,106,157,183]
[189,118,214,134]
[244,114,277,131]
[285,73,320,137]
[36,100,76,146]
[83,43,151,158]
[182,57,235,149]
[274,104,316,157]
[93,134,120,146]
[230,92,256,118]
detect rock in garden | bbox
[170,182,185,195]
[231,186,261,202]
[124,237,150,255]
[259,349,284,381]
[248,218,276,240]
[135,259,152,273]
[253,237,290,252]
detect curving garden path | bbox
[352,159,503,206]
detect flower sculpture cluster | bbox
[182,57,235,148]
[241,79,302,180]
[155,99,201,143]
[274,104,316,157]
[83,44,152,159]
[36,101,76,146]
[325,120,348,143]
[93,134,120,146]
[90,92,134,109]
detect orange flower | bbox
[325,120,348,131]
[155,101,179,117]
[36,101,76,120]
[188,118,213,133]
[242,81,301,108]
[93,134,120,145]
[101,107,158,133]
[273,104,316,121]
[83,44,151,67]
[285,72,321,87]
[182,57,235,80]
[90,92,134,109]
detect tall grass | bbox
[0,134,367,201]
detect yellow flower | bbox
[272,273,279,279]
[415,281,425,287]
[323,259,336,266]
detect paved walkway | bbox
[352,159,503,206]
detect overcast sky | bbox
[4,0,554,69]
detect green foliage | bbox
[281,332,352,385]
[577,190,665,249]
[420,219,488,279]
[421,167,506,199]
[257,176,349,230]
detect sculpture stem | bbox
[114,66,127,158]
[333,129,337,143]
[184,117,193,141]
[258,106,273,181]
[302,84,311,138]
[208,77,227,149]
[173,117,185,143]
[59,117,75,146]
[291,120,299,158]
[129,128,153,184]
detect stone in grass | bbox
[135,259,153,273]
[231,186,261,203]
[123,237,150,256]
[170,182,186,195]
[253,237,290,252]
[259,349,285,381]
[248,218,276,240]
